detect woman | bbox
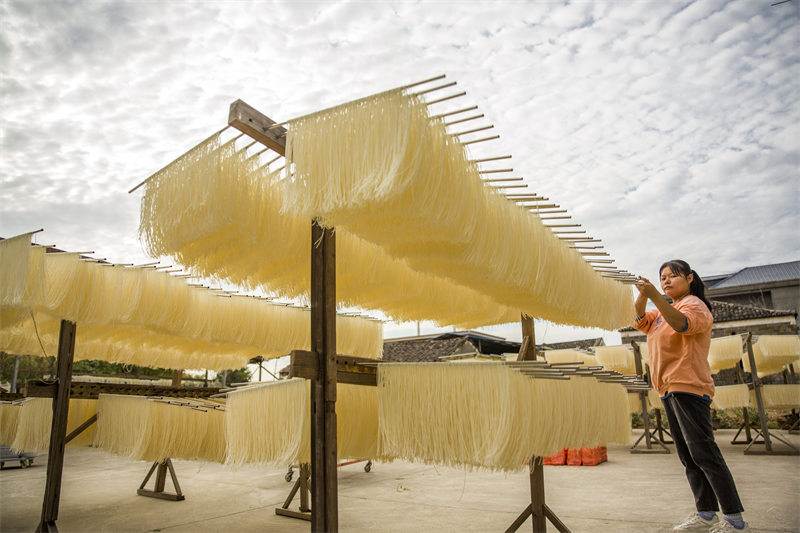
[635,260,748,532]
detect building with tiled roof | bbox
[382,331,519,362]
[704,260,799,313]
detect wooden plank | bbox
[65,413,97,445]
[290,350,377,386]
[275,508,312,521]
[310,219,338,533]
[37,319,76,533]
[228,100,287,156]
[25,380,221,400]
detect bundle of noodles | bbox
[377,363,629,472]
[94,394,226,463]
[225,379,378,467]
[647,389,664,410]
[708,335,745,372]
[9,398,98,452]
[752,385,800,410]
[10,398,52,452]
[636,342,649,370]
[0,401,21,445]
[0,236,384,366]
[137,135,519,329]
[627,392,652,414]
[282,89,635,329]
[0,312,260,372]
[743,335,800,377]
[710,384,750,410]
[595,345,636,375]
[93,395,149,458]
[543,349,597,367]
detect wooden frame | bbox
[629,341,670,454]
[741,333,798,456]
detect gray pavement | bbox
[1,429,798,532]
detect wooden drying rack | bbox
[14,320,223,532]
[229,99,653,533]
[282,321,648,533]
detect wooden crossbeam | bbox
[25,380,222,400]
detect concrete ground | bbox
[1,429,798,533]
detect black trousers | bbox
[662,393,744,514]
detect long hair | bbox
[659,259,712,311]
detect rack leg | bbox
[505,456,571,533]
[137,459,185,501]
[276,463,312,521]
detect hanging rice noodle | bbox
[137,134,519,329]
[743,336,800,377]
[377,363,630,472]
[0,402,21,445]
[136,89,634,330]
[647,389,664,410]
[708,335,745,372]
[0,235,383,368]
[595,345,636,375]
[710,384,750,410]
[225,379,378,467]
[543,349,597,367]
[8,398,97,453]
[752,385,800,410]
[282,90,635,329]
[94,394,226,463]
[627,392,644,414]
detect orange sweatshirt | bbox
[634,295,715,398]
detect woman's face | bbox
[660,267,693,301]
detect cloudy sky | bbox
[2,0,798,345]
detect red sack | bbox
[566,447,582,466]
[543,448,567,465]
[580,446,601,466]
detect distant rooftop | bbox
[705,260,800,289]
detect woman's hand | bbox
[636,276,661,301]
[637,275,690,332]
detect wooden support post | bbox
[742,333,798,455]
[520,314,536,361]
[630,342,669,454]
[529,456,546,532]
[11,354,20,393]
[171,369,183,387]
[731,361,754,444]
[37,319,77,533]
[744,333,772,453]
[310,219,338,533]
[505,456,570,533]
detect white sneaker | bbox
[673,513,717,531]
[710,520,750,532]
